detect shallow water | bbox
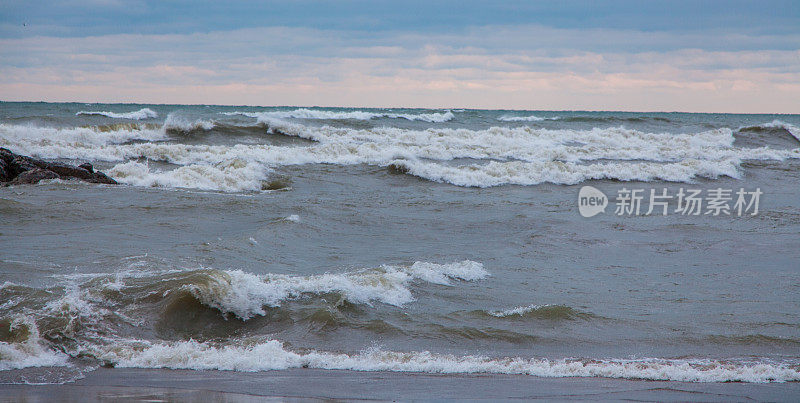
[1,102,799,383]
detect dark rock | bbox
[0,148,14,165]
[10,168,59,185]
[10,156,37,175]
[47,163,95,181]
[0,159,9,182]
[88,171,117,185]
[0,148,117,186]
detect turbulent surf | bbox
[2,102,800,385]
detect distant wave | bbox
[76,108,158,120]
[497,115,551,122]
[224,108,455,123]
[0,122,168,147]
[562,116,674,123]
[496,115,679,124]
[3,118,799,191]
[739,120,800,142]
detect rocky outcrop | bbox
[0,148,117,186]
[11,168,60,185]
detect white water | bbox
[0,317,70,371]
[489,304,554,317]
[224,108,455,122]
[497,114,548,122]
[76,108,158,120]
[186,260,487,319]
[0,123,168,146]
[2,118,799,191]
[4,317,798,383]
[163,113,216,132]
[108,159,268,192]
[2,262,799,383]
[96,338,800,383]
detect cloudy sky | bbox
[1,0,798,112]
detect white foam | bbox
[44,284,107,323]
[100,338,800,383]
[405,260,489,285]
[387,157,750,187]
[497,115,548,122]
[108,159,268,192]
[185,261,486,320]
[76,108,158,120]
[0,317,70,370]
[0,123,168,150]
[163,113,215,132]
[225,109,455,123]
[489,304,552,317]
[4,119,799,190]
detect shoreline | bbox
[1,368,799,401]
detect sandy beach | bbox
[2,367,800,402]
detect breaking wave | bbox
[107,160,269,192]
[4,328,799,383]
[183,260,487,319]
[485,304,593,320]
[739,120,800,142]
[2,262,800,383]
[2,117,799,190]
[0,317,70,371]
[100,340,800,383]
[5,318,799,383]
[497,115,550,122]
[0,122,168,147]
[163,113,216,134]
[224,108,455,123]
[76,108,158,120]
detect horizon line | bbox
[1,99,797,116]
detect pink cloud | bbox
[1,26,798,112]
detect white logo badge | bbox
[578,186,608,217]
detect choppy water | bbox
[1,102,799,384]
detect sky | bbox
[0,0,798,112]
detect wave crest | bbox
[224,108,455,123]
[497,115,548,122]
[76,108,158,120]
[107,159,268,192]
[3,118,799,190]
[98,338,800,383]
[486,304,592,320]
[185,260,487,320]
[163,113,216,134]
[739,120,800,142]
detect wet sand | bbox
[1,368,799,402]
